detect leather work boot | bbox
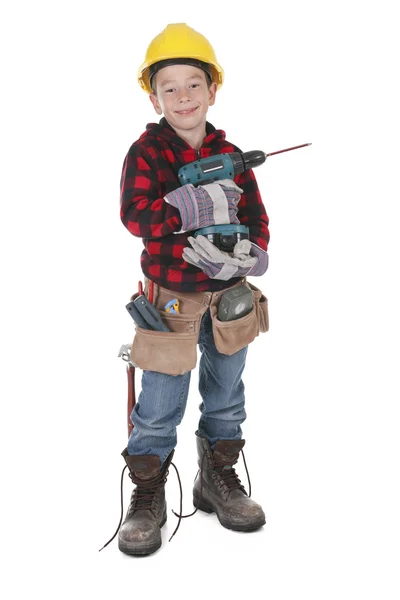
[193,433,266,531]
[118,449,174,556]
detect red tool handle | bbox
[148,279,154,304]
[127,364,135,437]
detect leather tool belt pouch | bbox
[130,280,210,376]
[130,279,269,375]
[210,281,269,356]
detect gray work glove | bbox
[164,180,243,232]
[182,236,258,280]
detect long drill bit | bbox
[266,143,312,158]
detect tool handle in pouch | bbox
[164,299,180,314]
[126,302,152,329]
[132,295,170,332]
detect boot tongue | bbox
[213,440,245,466]
[126,455,161,479]
[214,465,233,475]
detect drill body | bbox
[177,150,266,186]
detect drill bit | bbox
[266,143,312,158]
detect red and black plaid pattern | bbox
[120,118,270,293]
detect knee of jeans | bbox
[204,400,246,420]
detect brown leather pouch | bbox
[129,284,209,376]
[209,281,269,355]
[247,282,269,333]
[130,323,198,375]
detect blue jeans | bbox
[127,309,248,464]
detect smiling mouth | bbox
[175,107,198,115]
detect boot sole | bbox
[118,514,166,556]
[193,492,266,532]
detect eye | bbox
[165,88,175,94]
[190,83,200,88]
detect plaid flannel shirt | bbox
[120,118,270,292]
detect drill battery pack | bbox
[194,224,249,252]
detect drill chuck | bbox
[229,150,267,175]
[242,150,267,171]
[227,150,267,174]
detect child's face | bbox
[149,64,216,133]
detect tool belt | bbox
[129,278,269,376]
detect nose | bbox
[177,88,191,102]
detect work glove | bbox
[182,236,269,281]
[164,179,243,232]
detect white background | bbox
[1,1,399,598]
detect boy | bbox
[116,23,269,556]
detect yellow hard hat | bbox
[138,23,224,94]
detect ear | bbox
[149,93,162,115]
[208,82,217,107]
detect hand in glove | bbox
[182,235,269,281]
[164,179,243,232]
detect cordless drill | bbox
[177,144,311,251]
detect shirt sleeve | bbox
[235,168,270,251]
[120,145,182,239]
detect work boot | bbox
[193,433,266,531]
[118,449,174,556]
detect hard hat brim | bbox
[138,55,224,94]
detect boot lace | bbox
[172,448,252,521]
[128,470,168,513]
[213,460,247,494]
[98,461,183,552]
